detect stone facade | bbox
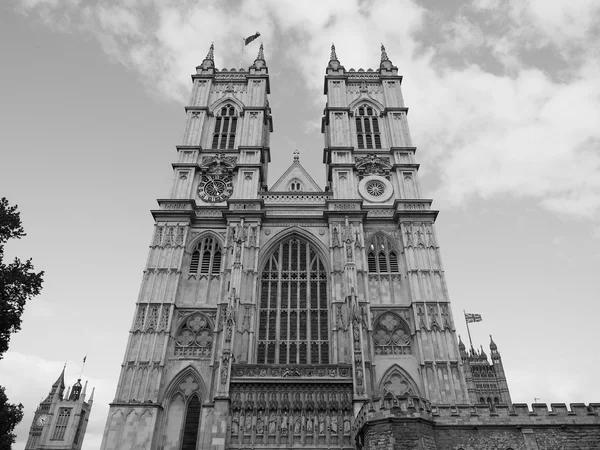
[99,43,600,450]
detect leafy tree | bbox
[0,197,44,449]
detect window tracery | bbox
[355,105,381,149]
[373,312,411,355]
[257,237,329,364]
[211,104,238,149]
[174,313,213,357]
[288,180,303,191]
[190,236,222,276]
[367,233,400,275]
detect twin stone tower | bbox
[94,44,599,450]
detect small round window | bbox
[365,180,386,197]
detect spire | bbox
[44,365,66,402]
[380,43,389,62]
[251,42,267,70]
[205,43,214,61]
[293,149,300,162]
[330,43,338,62]
[327,43,342,70]
[380,43,394,70]
[89,387,95,403]
[197,42,215,71]
[480,345,488,360]
[256,43,264,61]
[489,334,498,351]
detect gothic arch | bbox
[185,230,224,254]
[208,96,245,116]
[348,97,384,114]
[366,231,401,252]
[258,226,330,272]
[161,365,207,404]
[378,364,421,399]
[256,230,330,365]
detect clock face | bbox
[198,175,233,203]
[36,414,48,426]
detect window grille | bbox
[181,395,201,450]
[212,105,238,149]
[189,237,222,275]
[51,408,71,440]
[355,105,382,149]
[257,237,329,364]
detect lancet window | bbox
[257,237,329,364]
[181,395,201,450]
[211,104,238,149]
[51,407,71,440]
[367,233,400,275]
[190,236,222,276]
[373,312,411,355]
[288,180,303,191]
[174,313,213,358]
[355,105,382,149]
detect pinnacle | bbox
[381,43,389,62]
[489,334,498,351]
[330,43,338,62]
[293,149,300,162]
[205,43,214,61]
[256,43,265,61]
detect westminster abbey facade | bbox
[99,45,600,450]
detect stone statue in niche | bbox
[281,411,289,434]
[244,413,252,433]
[256,417,264,434]
[294,415,301,434]
[268,413,277,435]
[332,226,340,247]
[318,413,326,434]
[231,411,239,434]
[306,415,314,433]
[330,415,338,434]
[343,416,351,434]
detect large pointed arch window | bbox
[367,233,400,276]
[190,236,222,276]
[355,105,382,149]
[211,104,238,149]
[257,237,329,364]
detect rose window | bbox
[374,312,411,355]
[365,180,386,197]
[174,313,213,358]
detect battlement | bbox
[353,396,600,436]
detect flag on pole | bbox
[464,313,482,323]
[244,32,260,46]
[83,355,87,363]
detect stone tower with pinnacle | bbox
[25,366,94,450]
[99,42,600,450]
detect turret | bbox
[250,43,267,70]
[458,335,468,358]
[196,43,215,72]
[69,379,83,401]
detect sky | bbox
[0,0,599,448]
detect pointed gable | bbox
[269,152,322,192]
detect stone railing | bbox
[231,364,353,382]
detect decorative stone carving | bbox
[355,154,392,179]
[173,312,213,357]
[373,312,411,355]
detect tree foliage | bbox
[0,197,44,449]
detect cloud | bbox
[12,0,600,218]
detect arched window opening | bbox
[181,395,201,450]
[355,105,381,150]
[494,397,500,404]
[212,104,238,150]
[480,397,485,404]
[373,312,411,355]
[367,234,400,275]
[257,237,329,364]
[288,180,303,191]
[190,237,222,276]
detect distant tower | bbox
[25,367,94,450]
[460,335,512,405]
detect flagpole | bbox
[79,355,87,379]
[239,38,245,68]
[464,310,474,349]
